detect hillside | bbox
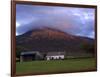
[16,27,94,55]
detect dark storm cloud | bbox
[16,4,95,38]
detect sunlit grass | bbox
[16,58,96,75]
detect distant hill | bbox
[16,27,95,57]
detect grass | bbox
[16,58,96,75]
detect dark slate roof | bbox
[20,51,40,55]
[46,51,65,56]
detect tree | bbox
[43,53,47,60]
[16,46,24,58]
[81,43,94,54]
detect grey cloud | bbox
[16,4,95,38]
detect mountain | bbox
[16,27,94,54]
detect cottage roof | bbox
[46,51,65,56]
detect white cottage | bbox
[46,52,65,60]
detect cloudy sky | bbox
[16,4,95,39]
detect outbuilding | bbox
[20,51,43,62]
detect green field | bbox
[16,58,96,75]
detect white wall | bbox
[46,55,64,60]
[0,0,100,77]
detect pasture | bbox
[16,58,96,75]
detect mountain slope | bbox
[16,27,94,53]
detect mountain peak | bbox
[23,27,75,40]
[17,27,94,42]
[16,27,94,52]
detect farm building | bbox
[20,51,43,62]
[19,51,66,62]
[45,51,65,60]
